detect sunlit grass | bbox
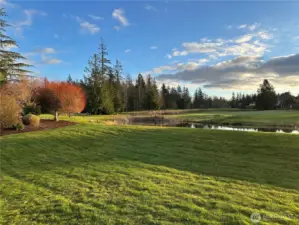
[1,124,299,224]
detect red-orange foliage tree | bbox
[46,82,86,120]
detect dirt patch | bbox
[0,120,76,136]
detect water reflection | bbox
[177,123,299,134]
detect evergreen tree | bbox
[144,75,159,110]
[0,8,30,84]
[67,74,73,83]
[231,92,236,108]
[113,60,124,112]
[83,54,102,114]
[98,38,111,77]
[256,79,277,110]
[135,73,146,110]
[160,83,169,109]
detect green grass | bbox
[168,110,299,127]
[1,124,299,224]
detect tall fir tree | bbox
[256,79,277,110]
[0,8,30,84]
[135,73,146,110]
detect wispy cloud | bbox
[165,54,172,59]
[14,9,47,35]
[0,0,16,8]
[113,26,121,31]
[166,28,273,59]
[145,4,157,12]
[238,23,260,31]
[24,47,63,65]
[88,14,104,20]
[54,34,59,39]
[112,8,130,27]
[76,16,100,34]
[124,49,131,53]
[41,56,62,65]
[150,46,158,50]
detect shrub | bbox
[22,113,40,127]
[13,122,25,131]
[23,102,41,115]
[0,94,22,129]
[34,87,61,114]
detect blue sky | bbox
[2,0,299,97]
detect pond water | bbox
[124,118,298,134]
[176,123,299,134]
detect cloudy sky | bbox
[2,0,299,97]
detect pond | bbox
[176,123,299,134]
[123,117,299,134]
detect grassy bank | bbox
[1,124,299,224]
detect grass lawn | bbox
[1,124,299,224]
[168,110,299,127]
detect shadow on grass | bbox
[1,124,299,190]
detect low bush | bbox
[0,94,22,129]
[22,114,40,127]
[23,102,41,115]
[13,122,25,131]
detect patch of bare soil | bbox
[0,120,76,136]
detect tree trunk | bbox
[54,111,59,121]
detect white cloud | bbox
[88,14,104,20]
[235,34,254,43]
[41,57,62,65]
[248,23,260,31]
[150,46,158,50]
[238,24,247,29]
[112,8,130,27]
[15,9,47,35]
[146,58,209,75]
[76,16,100,34]
[145,4,157,12]
[37,47,56,54]
[155,53,299,94]
[124,49,131,53]
[0,0,16,8]
[165,54,172,59]
[24,47,62,65]
[167,29,273,59]
[237,23,260,31]
[113,26,121,31]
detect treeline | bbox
[67,39,233,114]
[65,38,299,114]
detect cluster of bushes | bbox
[0,79,86,131]
[0,79,42,130]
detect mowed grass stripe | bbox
[1,124,299,224]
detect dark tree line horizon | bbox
[65,39,299,114]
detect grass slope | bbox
[1,124,299,224]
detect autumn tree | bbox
[46,82,86,120]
